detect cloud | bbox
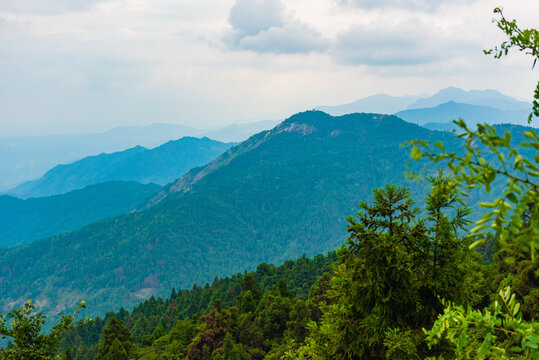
[228,0,286,37]
[332,19,477,66]
[0,0,106,14]
[238,22,329,54]
[335,0,476,12]
[225,0,328,54]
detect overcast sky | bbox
[1,0,537,136]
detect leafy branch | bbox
[484,7,539,123]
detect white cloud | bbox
[332,18,477,66]
[225,0,328,54]
[228,0,285,37]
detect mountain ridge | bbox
[396,101,532,126]
[8,137,233,198]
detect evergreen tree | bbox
[95,317,134,360]
[297,182,481,359]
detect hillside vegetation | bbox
[0,181,161,247]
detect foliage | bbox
[61,253,337,359]
[426,287,539,359]
[0,301,87,360]
[95,318,134,360]
[409,8,539,359]
[292,181,483,359]
[483,7,539,124]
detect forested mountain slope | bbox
[0,181,161,247]
[0,111,474,318]
[62,252,338,360]
[9,137,232,198]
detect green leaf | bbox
[411,147,422,160]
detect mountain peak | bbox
[143,111,419,209]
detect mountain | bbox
[0,124,198,193]
[406,87,531,111]
[0,121,276,193]
[316,94,422,116]
[0,111,466,318]
[315,87,531,119]
[8,137,233,198]
[0,181,161,247]
[395,101,531,127]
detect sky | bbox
[0,0,538,136]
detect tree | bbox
[409,8,539,358]
[293,181,482,359]
[187,300,233,359]
[0,301,87,360]
[95,317,134,360]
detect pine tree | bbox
[95,317,134,360]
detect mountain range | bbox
[8,137,233,199]
[0,121,278,193]
[0,111,467,318]
[395,101,531,127]
[316,86,531,115]
[0,181,161,247]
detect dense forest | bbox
[0,8,537,360]
[0,181,161,247]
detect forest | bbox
[1,8,538,360]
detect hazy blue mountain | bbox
[0,123,199,192]
[0,121,275,193]
[316,94,422,115]
[396,101,531,127]
[8,137,233,198]
[315,87,531,119]
[0,181,161,247]
[0,111,468,318]
[406,87,531,111]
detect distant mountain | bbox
[0,181,161,247]
[316,94,422,115]
[8,137,233,198]
[396,101,531,127]
[0,111,467,318]
[0,121,277,193]
[406,87,531,111]
[315,87,531,118]
[0,123,198,192]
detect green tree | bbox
[95,317,134,360]
[295,181,481,359]
[0,301,87,360]
[409,8,539,358]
